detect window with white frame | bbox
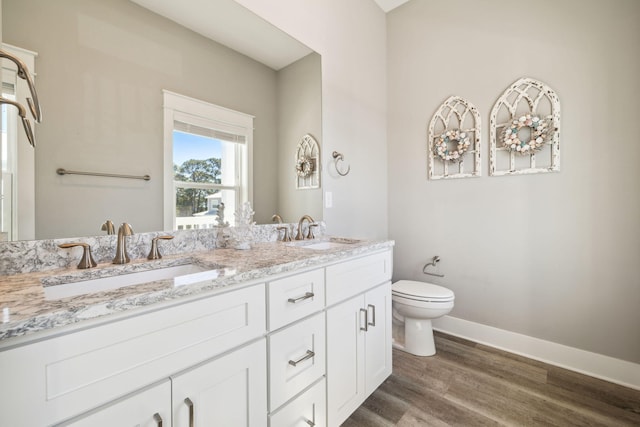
[163,91,253,230]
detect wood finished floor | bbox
[343,332,640,427]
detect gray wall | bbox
[3,0,278,237]
[237,0,388,240]
[387,0,640,363]
[277,52,322,223]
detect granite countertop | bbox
[0,238,394,343]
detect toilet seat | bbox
[392,280,454,303]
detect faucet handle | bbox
[58,242,98,269]
[148,235,174,260]
[277,225,292,242]
[306,223,318,240]
[101,220,115,235]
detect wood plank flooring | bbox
[343,332,640,426]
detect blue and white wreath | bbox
[433,129,471,162]
[502,114,550,154]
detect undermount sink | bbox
[301,241,351,250]
[286,237,361,250]
[43,263,221,300]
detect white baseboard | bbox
[432,315,640,391]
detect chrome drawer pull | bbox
[368,304,376,327]
[287,292,314,304]
[304,402,317,426]
[153,413,163,427]
[288,350,315,367]
[360,308,368,331]
[184,397,194,427]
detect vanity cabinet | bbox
[325,252,393,427]
[0,245,393,427]
[0,283,267,427]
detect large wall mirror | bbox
[1,0,322,241]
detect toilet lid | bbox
[392,280,454,301]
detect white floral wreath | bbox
[502,114,549,154]
[295,156,314,177]
[433,129,471,162]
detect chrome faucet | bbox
[113,223,134,264]
[295,215,316,240]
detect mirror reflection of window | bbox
[1,43,37,242]
[173,129,241,229]
[164,91,253,231]
[1,82,16,241]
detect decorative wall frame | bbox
[428,96,481,180]
[295,133,320,189]
[490,77,560,176]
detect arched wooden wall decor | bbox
[428,96,481,180]
[490,77,560,176]
[295,134,320,189]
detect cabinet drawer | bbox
[56,380,171,427]
[269,378,326,427]
[326,250,392,306]
[268,268,325,330]
[268,312,325,411]
[0,283,266,426]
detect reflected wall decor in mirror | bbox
[1,0,322,241]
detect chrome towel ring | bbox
[332,151,351,176]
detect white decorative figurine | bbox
[215,202,230,248]
[230,201,255,250]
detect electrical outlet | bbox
[325,191,333,208]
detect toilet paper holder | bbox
[423,256,444,277]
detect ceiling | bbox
[130,0,313,70]
[373,0,411,12]
[131,0,410,70]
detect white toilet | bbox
[392,280,455,356]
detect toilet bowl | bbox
[392,280,454,356]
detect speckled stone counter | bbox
[0,238,394,343]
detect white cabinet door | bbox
[326,295,365,427]
[326,282,392,426]
[364,281,392,396]
[172,338,267,427]
[58,380,171,427]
